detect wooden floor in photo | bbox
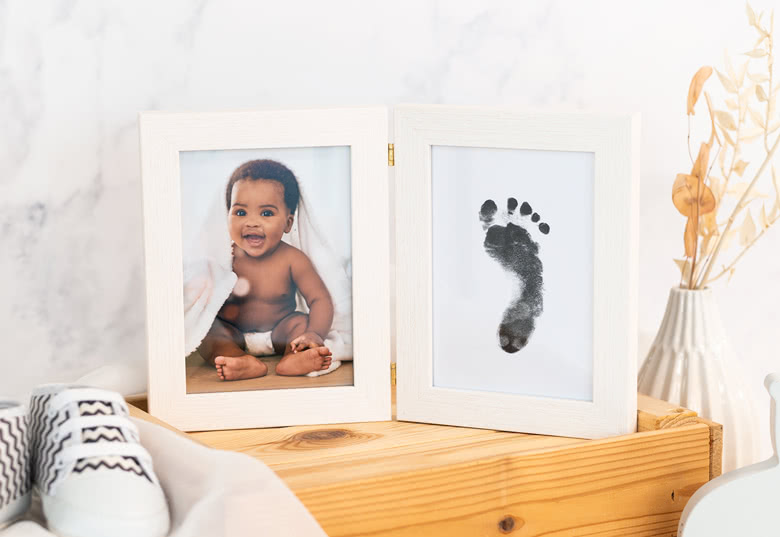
[129,391,722,537]
[185,352,354,393]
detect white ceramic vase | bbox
[638,287,760,472]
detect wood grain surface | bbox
[130,392,720,536]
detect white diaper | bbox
[243,331,275,356]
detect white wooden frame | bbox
[394,105,640,439]
[140,107,391,431]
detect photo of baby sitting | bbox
[180,148,354,392]
[198,160,334,380]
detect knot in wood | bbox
[280,428,380,450]
[301,429,349,441]
[498,515,523,534]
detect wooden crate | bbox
[129,392,721,537]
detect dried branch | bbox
[698,133,780,285]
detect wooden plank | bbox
[128,392,718,536]
[295,425,711,537]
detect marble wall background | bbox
[2,0,778,458]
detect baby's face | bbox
[228,179,293,258]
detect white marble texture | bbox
[1,0,779,460]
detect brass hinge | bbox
[388,143,395,166]
[391,362,397,386]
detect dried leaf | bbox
[749,106,765,128]
[673,173,716,217]
[715,110,737,130]
[726,98,739,110]
[699,185,716,214]
[672,174,694,216]
[684,217,697,257]
[740,209,757,246]
[716,68,738,94]
[747,3,757,26]
[687,66,713,115]
[744,48,768,58]
[737,60,749,86]
[704,92,720,145]
[728,267,737,283]
[720,125,736,146]
[757,85,769,101]
[769,121,780,135]
[674,258,692,282]
[733,160,749,177]
[748,72,770,83]
[692,143,711,182]
[760,204,769,228]
[739,84,755,120]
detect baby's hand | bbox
[290,332,324,352]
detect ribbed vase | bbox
[638,287,760,472]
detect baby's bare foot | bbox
[276,347,332,376]
[214,355,268,381]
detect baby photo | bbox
[180,147,354,394]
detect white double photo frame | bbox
[140,105,639,438]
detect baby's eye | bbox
[261,210,274,217]
[235,209,246,216]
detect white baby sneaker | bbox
[28,385,170,537]
[0,400,31,527]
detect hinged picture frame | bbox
[140,104,639,438]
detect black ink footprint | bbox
[479,197,550,353]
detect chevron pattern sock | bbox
[0,401,31,527]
